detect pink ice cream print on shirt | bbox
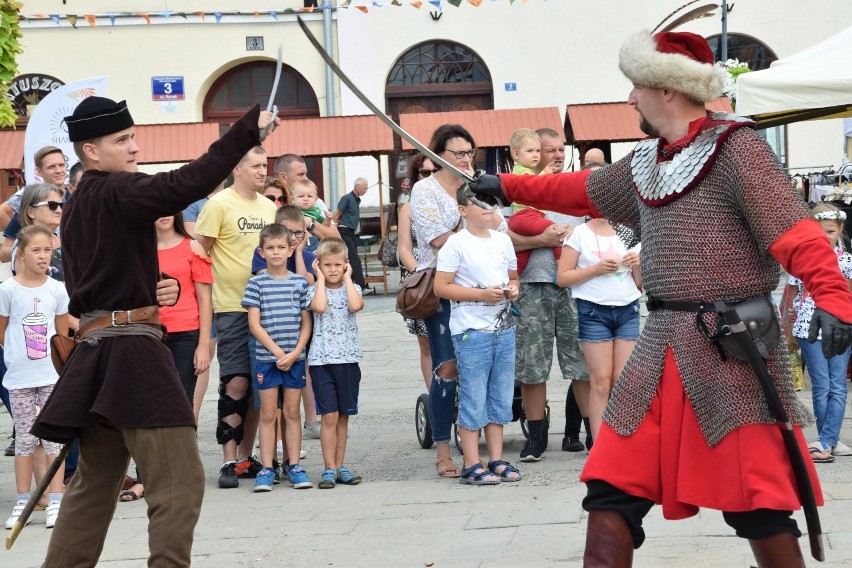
[595,239,630,281]
[22,298,48,360]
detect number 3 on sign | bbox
[163,83,172,94]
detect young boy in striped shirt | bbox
[243,224,313,492]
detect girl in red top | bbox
[156,212,214,416]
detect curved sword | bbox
[296,16,474,185]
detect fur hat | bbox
[619,30,726,103]
[66,96,134,142]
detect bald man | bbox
[583,147,606,166]
[333,178,369,290]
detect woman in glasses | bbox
[10,184,65,281]
[259,177,291,208]
[409,125,478,478]
[398,154,436,397]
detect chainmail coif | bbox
[587,123,812,447]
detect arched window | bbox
[203,61,323,192]
[706,33,786,166]
[385,41,493,198]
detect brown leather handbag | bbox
[50,334,75,374]
[396,267,438,320]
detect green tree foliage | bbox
[0,1,23,127]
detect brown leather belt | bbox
[76,306,160,341]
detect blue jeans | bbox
[799,338,850,449]
[452,329,516,431]
[424,298,457,443]
[576,298,641,342]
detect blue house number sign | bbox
[152,77,185,101]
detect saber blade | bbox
[267,45,284,112]
[296,16,473,184]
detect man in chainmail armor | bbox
[469,30,852,567]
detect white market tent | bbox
[736,25,852,128]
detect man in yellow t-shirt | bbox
[194,145,277,489]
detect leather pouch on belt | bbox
[718,294,780,360]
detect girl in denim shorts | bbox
[558,218,642,444]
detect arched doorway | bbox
[385,41,493,200]
[203,61,324,195]
[706,33,787,165]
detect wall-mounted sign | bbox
[504,83,517,92]
[246,36,265,51]
[152,76,185,101]
[6,74,65,117]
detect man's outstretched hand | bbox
[467,171,508,208]
[808,307,852,358]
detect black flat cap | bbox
[65,96,134,142]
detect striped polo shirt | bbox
[241,271,309,363]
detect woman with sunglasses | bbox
[398,154,436,397]
[409,125,478,478]
[259,177,291,207]
[12,184,65,281]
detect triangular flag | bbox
[49,14,60,25]
[108,14,116,25]
[67,15,78,28]
[410,1,423,7]
[468,0,483,5]
[356,5,369,13]
[195,10,205,21]
[447,0,462,6]
[140,13,151,25]
[177,12,187,19]
[392,0,402,5]
[428,0,442,8]
[84,15,96,27]
[269,10,278,20]
[302,6,314,12]
[372,1,383,7]
[339,0,352,6]
[214,12,223,23]
[254,11,260,17]
[156,11,173,18]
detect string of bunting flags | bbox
[20,0,543,26]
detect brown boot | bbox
[749,532,806,568]
[583,510,634,568]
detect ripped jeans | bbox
[424,298,458,443]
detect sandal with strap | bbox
[487,459,523,482]
[459,464,500,485]
[435,457,461,478]
[809,446,835,464]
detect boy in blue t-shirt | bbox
[242,224,312,492]
[251,205,316,284]
[305,238,365,488]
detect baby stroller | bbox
[415,379,550,453]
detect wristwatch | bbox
[307,220,316,232]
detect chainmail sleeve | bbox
[586,154,641,248]
[728,128,810,249]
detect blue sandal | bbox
[488,460,523,482]
[459,464,500,485]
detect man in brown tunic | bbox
[31,96,278,567]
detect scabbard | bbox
[719,307,825,562]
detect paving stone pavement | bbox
[2,278,852,567]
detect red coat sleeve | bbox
[499,170,601,218]
[507,208,555,236]
[769,219,852,323]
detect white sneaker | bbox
[5,499,32,530]
[303,420,321,440]
[45,501,60,529]
[832,441,852,456]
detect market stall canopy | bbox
[398,107,563,150]
[565,98,734,144]
[265,115,394,157]
[736,25,852,128]
[0,114,396,170]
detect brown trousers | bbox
[42,423,204,567]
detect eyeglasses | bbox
[33,201,62,211]
[443,149,476,160]
[290,230,306,237]
[418,168,438,177]
[264,194,278,202]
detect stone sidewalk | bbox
[2,286,852,567]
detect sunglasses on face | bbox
[444,149,476,160]
[33,201,62,211]
[264,194,279,202]
[418,168,438,177]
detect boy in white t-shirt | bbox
[433,188,523,485]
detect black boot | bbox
[749,533,805,568]
[563,384,585,451]
[583,510,634,567]
[520,419,546,462]
[583,417,593,451]
[4,426,14,457]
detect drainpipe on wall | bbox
[323,5,339,207]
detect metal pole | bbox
[721,0,729,61]
[322,4,339,207]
